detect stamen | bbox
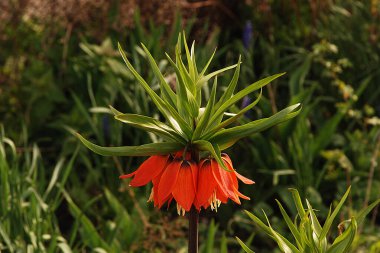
[176,203,186,216]
[147,189,154,203]
[208,190,221,212]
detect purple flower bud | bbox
[241,96,253,119]
[242,21,253,49]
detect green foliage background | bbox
[1,1,380,252]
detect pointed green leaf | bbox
[216,56,242,108]
[326,218,357,253]
[204,88,262,137]
[245,210,300,253]
[183,33,196,82]
[276,200,302,249]
[109,105,123,116]
[192,77,217,140]
[320,186,351,240]
[115,114,186,143]
[289,188,306,217]
[197,63,238,88]
[236,237,255,253]
[356,199,380,225]
[140,43,177,107]
[77,133,183,156]
[210,73,285,124]
[210,104,301,148]
[165,52,191,122]
[118,43,192,137]
[306,200,322,235]
[199,48,216,77]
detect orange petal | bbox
[194,159,217,209]
[119,171,136,179]
[157,159,181,207]
[152,171,164,207]
[130,155,169,187]
[237,190,250,200]
[190,160,198,192]
[211,160,230,197]
[216,187,228,203]
[212,160,240,203]
[235,171,255,185]
[172,161,196,211]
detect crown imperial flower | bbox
[77,33,301,215]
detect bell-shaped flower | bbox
[194,153,254,211]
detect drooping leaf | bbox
[77,133,183,156]
[115,114,186,143]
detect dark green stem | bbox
[188,147,200,253]
[188,206,199,253]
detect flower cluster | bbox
[120,150,254,215]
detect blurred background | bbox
[1,0,380,252]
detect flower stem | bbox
[188,206,199,253]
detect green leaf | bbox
[236,237,255,253]
[192,140,228,171]
[197,63,238,88]
[109,105,123,116]
[204,88,262,137]
[320,186,351,240]
[183,33,196,82]
[216,56,241,108]
[244,210,300,253]
[115,114,186,143]
[140,43,177,107]
[210,104,301,148]
[118,43,192,137]
[289,188,306,218]
[202,220,218,253]
[326,218,357,253]
[210,73,285,124]
[77,133,183,156]
[165,52,192,122]
[356,198,380,225]
[199,48,216,77]
[276,200,302,249]
[192,77,217,140]
[62,190,111,250]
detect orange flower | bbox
[119,155,170,187]
[194,154,254,211]
[120,151,198,215]
[120,151,254,214]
